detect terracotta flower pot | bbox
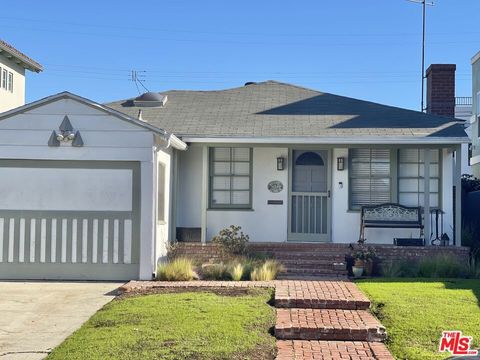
[354,259,364,267]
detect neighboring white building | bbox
[471,51,480,178]
[454,96,473,175]
[0,39,43,113]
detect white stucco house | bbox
[0,81,469,280]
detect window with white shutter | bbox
[209,147,252,209]
[349,148,391,210]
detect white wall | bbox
[207,147,288,241]
[176,148,202,227]
[0,55,26,113]
[176,145,457,245]
[176,147,289,242]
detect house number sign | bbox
[267,180,283,193]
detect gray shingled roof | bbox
[106,81,468,141]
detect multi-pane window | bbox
[7,72,13,92]
[209,147,252,209]
[398,149,440,208]
[349,149,391,210]
[1,68,7,89]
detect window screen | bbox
[398,149,440,208]
[209,147,252,208]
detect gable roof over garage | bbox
[0,91,187,150]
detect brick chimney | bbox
[425,64,456,117]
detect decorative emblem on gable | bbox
[48,115,84,147]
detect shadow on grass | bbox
[357,277,480,307]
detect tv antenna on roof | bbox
[407,0,434,112]
[130,70,149,94]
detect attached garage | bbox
[0,160,140,280]
[0,92,186,280]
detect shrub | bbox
[212,225,249,255]
[229,263,244,281]
[156,258,196,281]
[250,260,284,281]
[380,255,473,279]
[417,255,467,278]
[201,263,231,280]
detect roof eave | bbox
[0,47,43,72]
[180,136,469,145]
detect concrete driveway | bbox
[0,281,122,360]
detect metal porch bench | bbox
[359,203,424,244]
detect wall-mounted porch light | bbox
[337,157,345,171]
[277,156,285,171]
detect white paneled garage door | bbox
[0,160,140,280]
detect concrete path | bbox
[0,281,121,360]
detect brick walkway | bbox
[276,340,393,360]
[121,279,393,359]
[275,280,370,310]
[276,309,386,342]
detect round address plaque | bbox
[267,180,284,193]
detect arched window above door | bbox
[295,151,324,166]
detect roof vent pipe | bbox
[137,109,143,121]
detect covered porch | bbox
[173,143,464,247]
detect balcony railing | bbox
[455,97,472,106]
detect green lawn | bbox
[356,278,480,360]
[48,289,276,360]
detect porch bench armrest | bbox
[359,203,424,243]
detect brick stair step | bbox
[278,259,346,266]
[282,268,348,275]
[258,251,348,258]
[276,340,394,360]
[275,309,386,342]
[275,281,370,310]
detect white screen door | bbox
[289,150,330,241]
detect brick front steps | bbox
[275,280,370,310]
[276,340,394,360]
[275,309,386,342]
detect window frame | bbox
[1,68,7,90]
[348,148,393,211]
[7,71,13,93]
[208,147,253,210]
[397,149,441,209]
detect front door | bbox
[288,150,330,242]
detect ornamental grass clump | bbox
[229,263,244,281]
[156,258,196,281]
[250,260,284,281]
[201,263,231,280]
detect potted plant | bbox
[350,244,377,278]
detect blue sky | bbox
[3,0,480,110]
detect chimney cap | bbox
[426,64,456,75]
